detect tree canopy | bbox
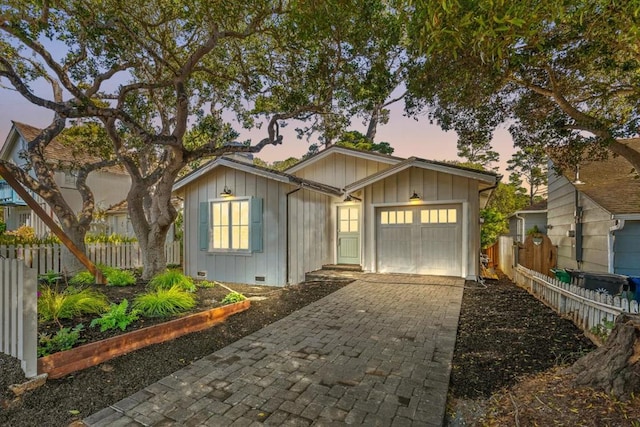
[406,0,640,173]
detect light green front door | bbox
[337,205,360,264]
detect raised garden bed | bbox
[38,299,250,379]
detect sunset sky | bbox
[0,87,515,177]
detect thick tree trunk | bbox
[59,227,87,275]
[138,229,168,280]
[569,314,640,399]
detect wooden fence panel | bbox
[0,259,37,377]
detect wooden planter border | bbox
[38,300,250,379]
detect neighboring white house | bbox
[547,144,640,276]
[507,200,548,243]
[174,145,499,286]
[0,121,131,237]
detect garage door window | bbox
[420,208,457,224]
[380,210,413,225]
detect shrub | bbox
[106,269,136,287]
[85,233,137,243]
[37,324,84,357]
[38,286,109,324]
[197,280,216,289]
[133,285,196,318]
[90,299,139,332]
[221,292,247,305]
[39,270,62,286]
[69,270,95,286]
[149,270,195,292]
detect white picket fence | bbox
[0,259,38,377]
[514,265,639,334]
[0,242,181,275]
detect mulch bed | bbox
[446,272,640,426]
[3,272,639,426]
[0,280,347,427]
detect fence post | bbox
[0,259,38,378]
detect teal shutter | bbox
[250,197,263,252]
[199,202,209,251]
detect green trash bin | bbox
[551,269,571,283]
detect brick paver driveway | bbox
[84,274,464,426]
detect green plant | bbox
[133,285,196,318]
[38,286,109,325]
[527,225,542,236]
[221,292,247,305]
[106,269,136,287]
[69,270,95,286]
[590,318,615,342]
[85,233,137,243]
[149,270,196,292]
[197,280,216,289]
[37,324,84,357]
[90,299,139,332]
[39,270,62,286]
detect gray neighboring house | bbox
[548,144,640,275]
[174,145,499,286]
[507,200,548,243]
[0,121,131,237]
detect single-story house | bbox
[547,144,640,276]
[173,145,500,286]
[507,200,548,243]
[0,121,131,237]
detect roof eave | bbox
[346,158,498,193]
[285,145,402,174]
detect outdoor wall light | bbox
[409,191,421,201]
[343,194,361,202]
[220,186,233,197]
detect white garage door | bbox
[377,205,462,276]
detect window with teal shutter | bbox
[250,197,263,252]
[199,202,209,250]
[201,198,263,253]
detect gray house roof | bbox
[507,200,548,218]
[561,141,640,216]
[173,156,342,197]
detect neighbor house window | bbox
[64,170,77,186]
[211,199,249,250]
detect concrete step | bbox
[321,264,363,272]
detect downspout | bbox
[574,189,583,267]
[285,186,302,285]
[608,219,625,273]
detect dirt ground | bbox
[3,273,640,426]
[446,273,640,426]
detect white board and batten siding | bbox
[362,167,480,279]
[290,152,395,190]
[183,167,286,286]
[548,171,612,273]
[288,189,333,284]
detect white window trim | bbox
[209,196,251,253]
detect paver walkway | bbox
[84,274,464,426]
